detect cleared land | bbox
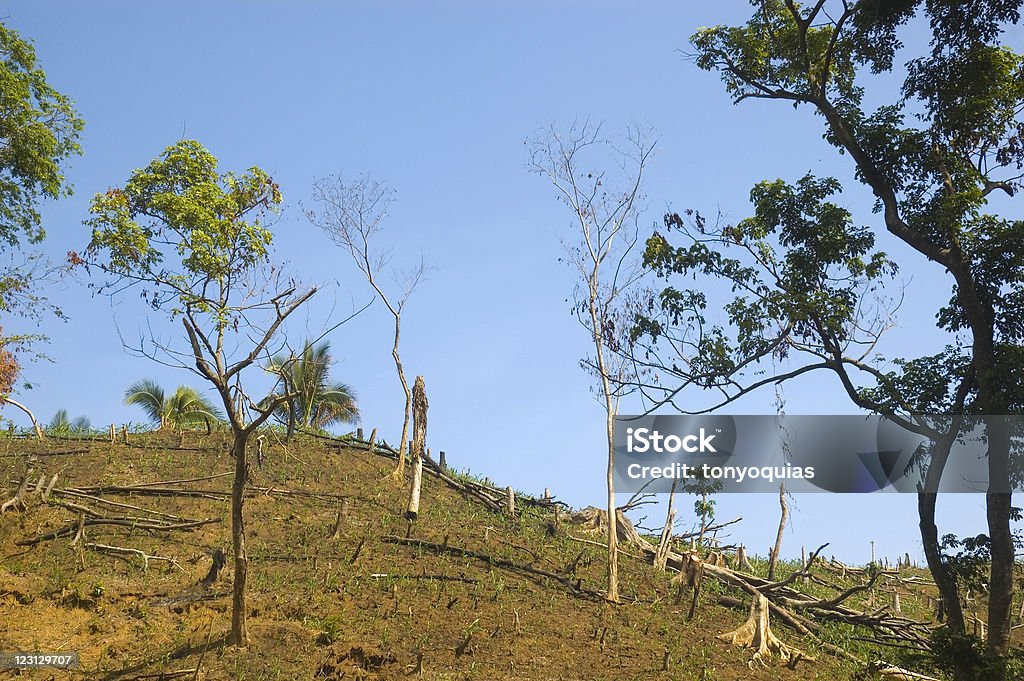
[0,432,1018,679]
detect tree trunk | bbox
[767,484,788,581]
[389,317,412,483]
[587,274,620,603]
[654,480,678,571]
[979,417,1011,667]
[598,385,614,602]
[405,376,427,520]
[285,400,295,441]
[918,491,966,635]
[2,397,43,440]
[228,431,249,646]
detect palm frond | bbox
[262,339,359,432]
[124,379,167,427]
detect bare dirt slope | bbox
[0,432,948,680]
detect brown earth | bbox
[0,432,1008,680]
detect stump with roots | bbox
[717,592,810,669]
[570,506,646,545]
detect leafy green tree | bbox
[263,339,358,438]
[0,22,83,427]
[630,2,1023,675]
[81,139,317,646]
[123,379,223,431]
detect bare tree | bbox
[307,176,426,483]
[528,121,655,602]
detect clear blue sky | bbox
[5,1,1018,563]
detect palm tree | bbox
[264,339,359,438]
[123,379,223,431]
[47,409,91,436]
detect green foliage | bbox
[123,379,223,430]
[680,468,721,539]
[635,173,895,395]
[46,408,91,435]
[926,626,1015,681]
[84,139,281,324]
[262,339,358,432]
[665,0,1024,667]
[0,22,83,248]
[635,0,1024,415]
[0,22,83,395]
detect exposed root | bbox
[570,506,646,545]
[718,593,813,669]
[1,471,33,513]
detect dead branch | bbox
[369,573,479,585]
[871,661,941,681]
[762,544,829,593]
[53,489,195,521]
[69,485,230,500]
[676,516,743,542]
[17,517,219,545]
[2,396,44,439]
[132,472,233,487]
[381,535,601,599]
[84,542,184,572]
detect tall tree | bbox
[123,379,223,430]
[306,175,425,483]
[632,2,1022,676]
[528,122,655,603]
[263,339,359,438]
[0,22,83,423]
[81,139,316,646]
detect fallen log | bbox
[17,517,219,546]
[381,534,601,599]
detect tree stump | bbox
[405,377,428,521]
[717,593,809,668]
[734,544,753,572]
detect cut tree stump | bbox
[0,471,33,513]
[717,592,811,669]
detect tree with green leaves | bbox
[123,379,223,431]
[262,339,359,438]
[0,22,83,426]
[81,139,317,646]
[630,2,1022,676]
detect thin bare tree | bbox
[528,121,655,602]
[307,175,426,483]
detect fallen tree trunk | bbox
[381,534,601,599]
[16,517,219,545]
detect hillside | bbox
[0,432,1013,680]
